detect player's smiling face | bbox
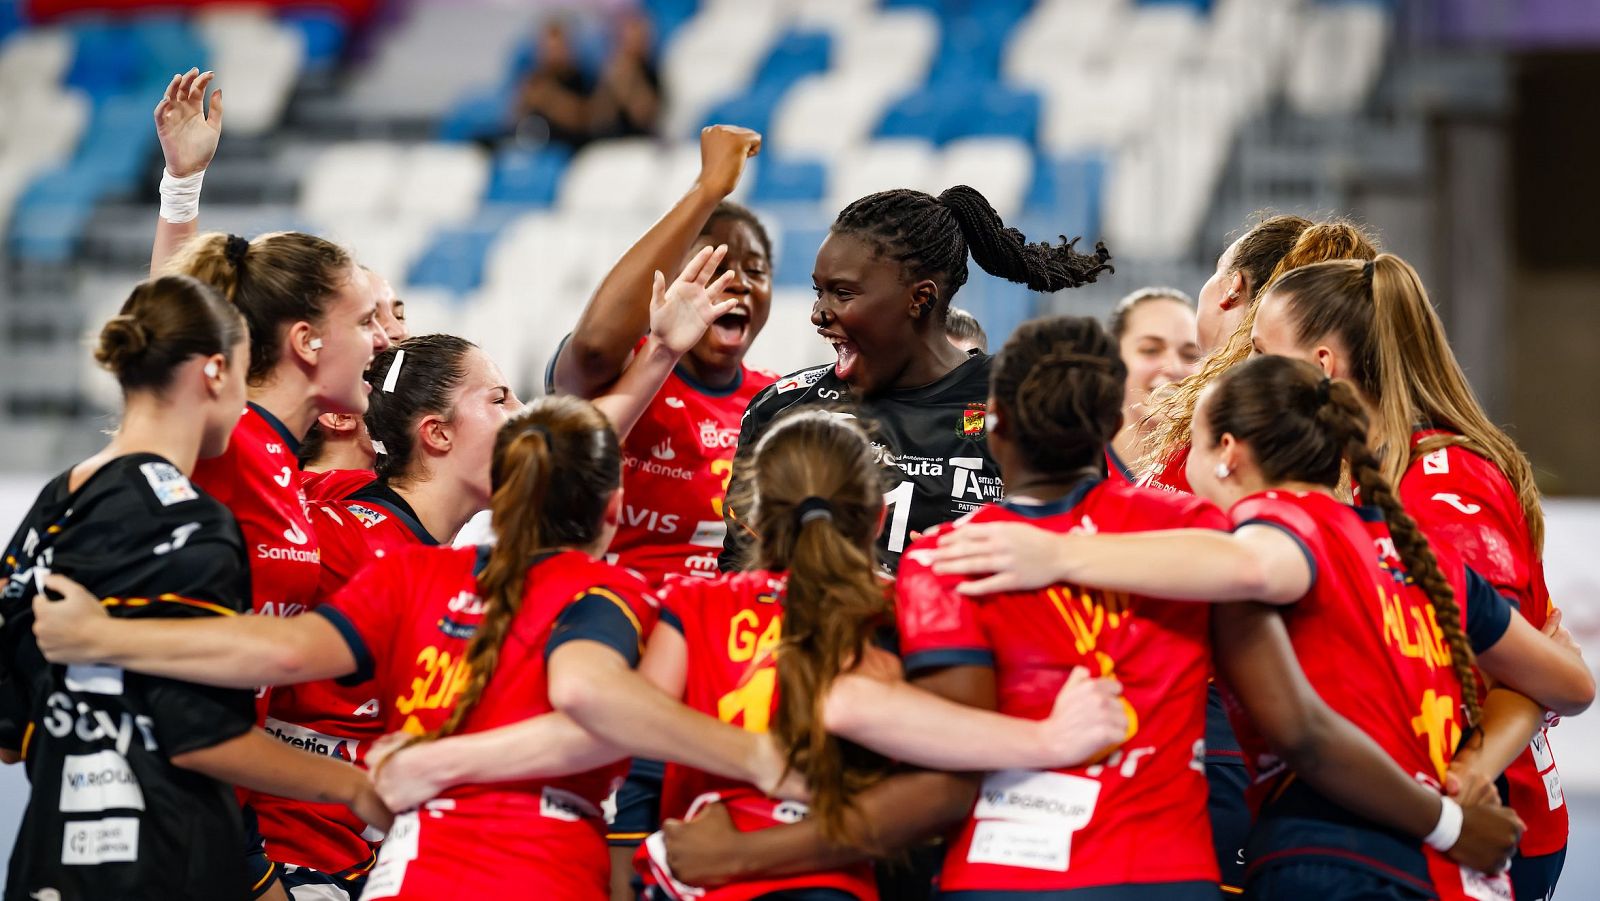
[685,217,772,380]
[311,264,393,416]
[811,231,928,395]
[443,347,522,506]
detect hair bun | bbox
[94,314,152,375]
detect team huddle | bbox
[0,69,1592,901]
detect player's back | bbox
[652,571,878,901]
[897,478,1223,893]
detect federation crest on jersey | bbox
[347,503,389,529]
[959,406,986,439]
[139,461,198,507]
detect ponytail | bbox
[398,398,620,752]
[830,186,1110,324]
[751,410,891,843]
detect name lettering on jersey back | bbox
[1378,584,1451,672]
[728,609,782,663]
[41,693,157,757]
[395,645,472,735]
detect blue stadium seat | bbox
[8,170,100,264]
[282,10,348,72]
[876,89,945,142]
[407,223,504,295]
[1137,0,1212,10]
[1024,152,1105,241]
[0,0,22,43]
[639,0,697,50]
[485,146,571,207]
[752,31,830,95]
[772,225,828,288]
[945,84,1040,143]
[439,86,517,143]
[700,83,787,137]
[751,158,826,205]
[65,22,142,98]
[128,16,206,89]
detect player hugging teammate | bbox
[3,67,1595,901]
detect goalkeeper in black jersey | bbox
[722,184,1111,573]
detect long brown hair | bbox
[1265,253,1543,551]
[750,409,891,843]
[1145,216,1378,471]
[418,397,621,745]
[1204,356,1480,726]
[164,231,355,383]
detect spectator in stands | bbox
[944,306,987,353]
[592,10,661,139]
[515,20,598,149]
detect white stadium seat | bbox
[0,28,75,95]
[1287,2,1390,117]
[770,72,898,162]
[198,11,306,137]
[936,137,1034,220]
[299,141,405,221]
[660,5,782,139]
[834,9,939,97]
[397,144,491,225]
[557,139,662,214]
[828,139,939,210]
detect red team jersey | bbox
[317,546,659,899]
[1139,444,1193,495]
[1221,490,1514,899]
[608,361,774,585]
[249,483,441,877]
[644,572,877,901]
[300,467,377,504]
[897,479,1225,894]
[1400,430,1565,859]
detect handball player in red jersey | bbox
[549,125,776,586]
[367,409,1126,901]
[930,356,1591,900]
[1105,288,1200,480]
[36,394,846,899]
[1250,253,1581,901]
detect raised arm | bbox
[32,573,355,688]
[823,665,1126,771]
[930,521,1312,603]
[590,244,737,440]
[1212,602,1524,874]
[151,68,223,275]
[551,125,760,397]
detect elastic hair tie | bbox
[527,423,554,445]
[381,349,406,393]
[370,440,388,456]
[795,496,834,526]
[1042,351,1112,371]
[1315,377,1333,405]
[224,234,250,267]
[1361,260,1376,283]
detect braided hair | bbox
[831,186,1112,320]
[991,316,1127,479]
[1205,356,1481,727]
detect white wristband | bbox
[1424,795,1464,851]
[159,168,206,223]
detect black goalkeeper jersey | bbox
[721,353,1003,573]
[0,453,256,901]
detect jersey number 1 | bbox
[884,480,914,553]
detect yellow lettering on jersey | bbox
[395,645,471,716]
[728,609,782,663]
[711,459,735,518]
[1379,586,1451,671]
[1410,688,1460,781]
[717,667,777,732]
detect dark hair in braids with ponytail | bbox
[1203,356,1480,726]
[991,316,1127,479]
[831,186,1112,320]
[407,397,621,750]
[749,409,891,843]
[364,334,478,486]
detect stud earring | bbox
[1214,462,1232,480]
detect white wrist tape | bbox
[159,168,206,223]
[1424,796,1464,851]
